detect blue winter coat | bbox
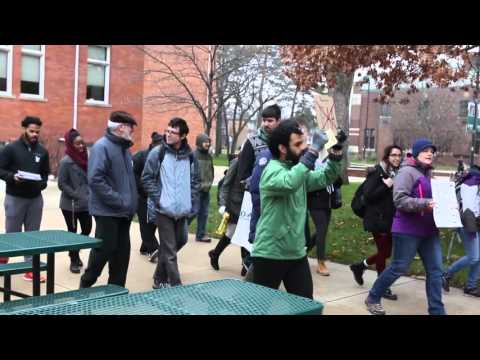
[141,140,200,223]
[88,130,138,218]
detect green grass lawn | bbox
[213,154,229,167]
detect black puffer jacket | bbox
[363,163,396,234]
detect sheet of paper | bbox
[16,170,42,181]
[319,128,338,161]
[431,179,463,228]
[230,191,253,253]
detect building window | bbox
[0,45,13,95]
[380,103,391,117]
[86,45,110,103]
[21,45,45,98]
[417,99,431,120]
[459,100,469,117]
[364,128,375,150]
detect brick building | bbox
[0,45,210,174]
[349,83,472,164]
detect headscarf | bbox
[64,128,88,172]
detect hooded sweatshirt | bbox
[194,134,214,193]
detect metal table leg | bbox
[47,253,55,294]
[32,254,40,296]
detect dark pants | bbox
[211,234,250,263]
[61,209,92,262]
[366,232,393,275]
[153,214,188,286]
[194,191,210,240]
[309,208,332,261]
[80,216,131,288]
[252,256,313,299]
[137,196,158,253]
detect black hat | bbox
[109,111,137,126]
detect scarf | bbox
[64,129,88,172]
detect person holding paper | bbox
[57,129,92,274]
[251,119,343,299]
[208,155,248,275]
[365,139,445,315]
[0,116,50,282]
[442,166,480,297]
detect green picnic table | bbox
[0,230,101,298]
[11,279,324,315]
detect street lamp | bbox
[469,48,480,167]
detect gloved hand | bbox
[310,129,329,153]
[218,206,226,215]
[335,128,348,144]
[332,128,348,151]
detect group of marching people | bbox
[1,106,479,316]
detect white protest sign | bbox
[230,191,253,253]
[431,179,463,228]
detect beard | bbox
[286,148,306,164]
[25,132,38,144]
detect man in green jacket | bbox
[191,133,214,243]
[252,119,344,299]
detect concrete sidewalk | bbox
[0,181,479,315]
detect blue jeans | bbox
[194,191,210,240]
[368,233,446,315]
[446,228,480,289]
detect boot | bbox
[350,261,367,285]
[316,260,330,276]
[208,235,230,271]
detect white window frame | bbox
[86,45,110,105]
[0,45,13,97]
[20,45,45,100]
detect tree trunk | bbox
[329,72,354,185]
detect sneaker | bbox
[70,262,81,274]
[382,288,398,301]
[208,250,219,271]
[365,298,386,315]
[0,257,8,264]
[23,272,46,283]
[196,238,212,243]
[441,272,451,292]
[464,287,480,297]
[241,264,248,277]
[152,280,170,289]
[350,262,366,286]
[148,249,159,263]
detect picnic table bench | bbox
[9,279,324,315]
[0,230,101,299]
[0,285,128,314]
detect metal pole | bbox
[363,80,370,160]
[471,53,480,167]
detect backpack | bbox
[158,143,194,165]
[351,181,367,218]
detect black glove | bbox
[335,128,347,144]
[300,149,319,170]
[328,151,343,162]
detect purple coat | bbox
[391,158,438,238]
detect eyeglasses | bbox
[389,154,402,158]
[165,129,180,135]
